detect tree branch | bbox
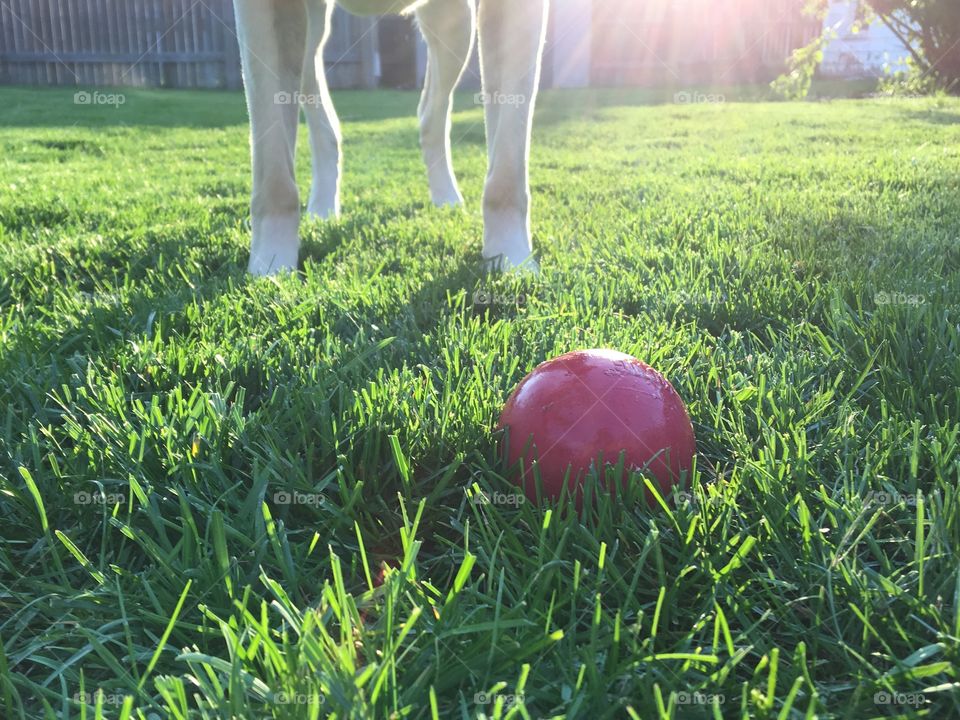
[872,8,929,71]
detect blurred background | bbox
[0,0,921,93]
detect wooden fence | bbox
[0,0,377,89]
[1,0,824,92]
[590,0,822,86]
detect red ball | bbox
[498,349,696,506]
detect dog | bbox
[232,0,549,275]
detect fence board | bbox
[0,0,376,90]
[590,0,821,86]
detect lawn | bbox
[1,84,959,719]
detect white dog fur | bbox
[232,0,549,276]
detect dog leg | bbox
[478,0,548,271]
[302,0,342,220]
[234,0,306,276]
[416,0,476,207]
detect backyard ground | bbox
[1,85,959,719]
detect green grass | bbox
[1,83,959,719]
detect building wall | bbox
[820,1,912,78]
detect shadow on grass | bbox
[0,84,816,133]
[0,86,426,129]
[895,108,960,125]
[0,227,247,413]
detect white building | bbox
[820,1,913,78]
